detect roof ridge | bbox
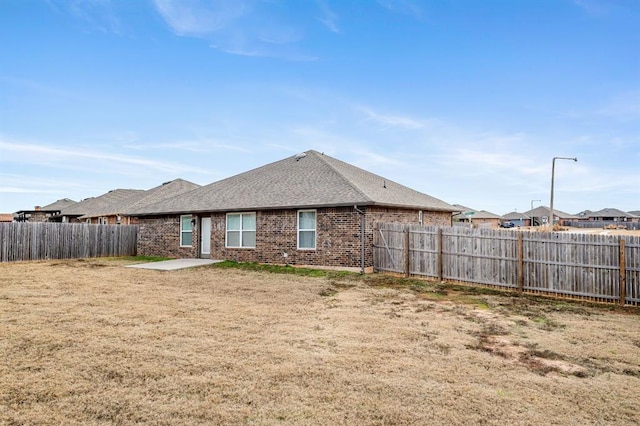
[307,150,373,203]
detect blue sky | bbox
[1,0,638,215]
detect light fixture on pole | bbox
[531,199,541,226]
[549,157,577,231]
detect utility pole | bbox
[549,157,577,231]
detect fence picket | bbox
[374,224,640,307]
[0,223,138,262]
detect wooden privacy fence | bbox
[373,223,640,307]
[0,222,138,262]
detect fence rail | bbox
[373,223,640,307]
[0,222,138,262]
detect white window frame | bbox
[98,217,108,225]
[297,209,317,250]
[226,212,256,249]
[180,215,193,247]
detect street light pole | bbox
[531,199,541,226]
[549,156,577,231]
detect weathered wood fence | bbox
[373,223,640,307]
[0,222,138,262]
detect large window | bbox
[180,215,193,247]
[226,213,256,248]
[298,210,316,250]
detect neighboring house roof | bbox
[452,204,501,220]
[80,179,200,219]
[0,213,14,222]
[502,212,530,220]
[629,211,640,216]
[14,198,77,215]
[575,209,593,218]
[524,206,577,219]
[585,208,639,219]
[42,198,77,211]
[60,189,145,218]
[130,150,457,215]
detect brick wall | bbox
[137,215,196,258]
[137,206,452,268]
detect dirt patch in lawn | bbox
[1,259,639,425]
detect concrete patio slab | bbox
[126,259,221,271]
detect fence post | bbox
[437,227,443,282]
[517,233,524,294]
[404,227,410,278]
[619,238,626,306]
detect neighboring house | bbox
[129,150,458,270]
[582,208,640,223]
[53,189,145,223]
[0,213,14,222]
[79,179,200,225]
[501,212,530,227]
[629,210,640,217]
[452,204,501,228]
[14,198,77,222]
[523,206,577,226]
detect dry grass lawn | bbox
[2,258,640,425]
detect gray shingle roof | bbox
[81,179,199,219]
[502,211,530,220]
[524,206,577,219]
[586,208,639,219]
[41,198,77,211]
[61,189,145,217]
[130,150,457,215]
[452,204,501,220]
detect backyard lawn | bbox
[1,258,639,425]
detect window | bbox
[98,217,108,225]
[226,213,256,248]
[298,210,316,250]
[180,215,193,247]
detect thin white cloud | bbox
[356,106,428,130]
[377,0,424,19]
[0,139,209,176]
[152,0,250,36]
[152,0,322,59]
[316,0,340,33]
[47,0,124,35]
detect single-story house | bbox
[523,206,577,226]
[78,179,199,225]
[452,204,502,228]
[580,208,640,223]
[129,150,458,271]
[14,198,77,222]
[501,212,530,227]
[52,189,145,223]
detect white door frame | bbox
[200,217,211,258]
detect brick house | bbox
[78,179,199,225]
[53,189,145,223]
[452,204,502,228]
[14,198,77,222]
[129,150,457,271]
[51,179,199,224]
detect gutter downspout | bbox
[354,205,365,274]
